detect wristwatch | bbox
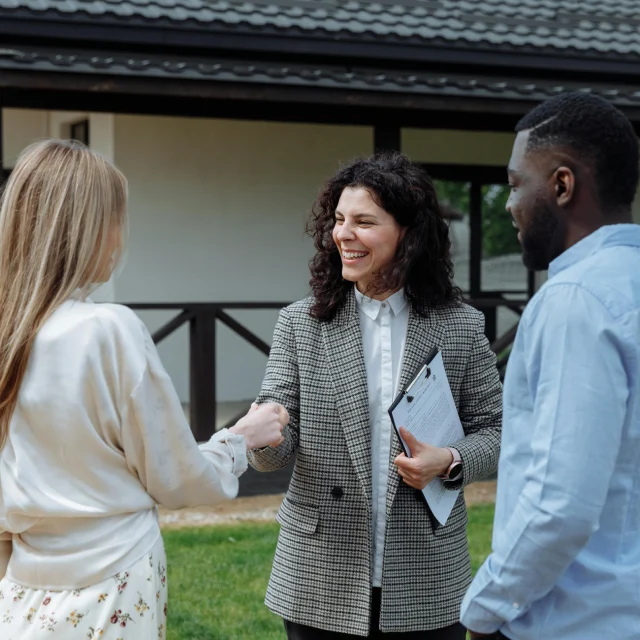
[438,447,463,482]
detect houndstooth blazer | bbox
[248,290,502,636]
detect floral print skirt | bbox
[0,535,167,639]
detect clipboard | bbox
[388,347,463,527]
[389,346,440,437]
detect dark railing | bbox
[469,291,527,380]
[126,295,526,442]
[125,302,288,442]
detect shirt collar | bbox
[549,223,640,278]
[354,285,408,320]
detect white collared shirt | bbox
[354,286,409,587]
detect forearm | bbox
[461,492,597,632]
[450,421,501,488]
[464,286,629,633]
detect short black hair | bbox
[516,92,639,210]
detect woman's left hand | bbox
[393,427,453,490]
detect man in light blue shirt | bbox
[461,93,640,640]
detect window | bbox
[70,119,90,145]
[424,164,533,343]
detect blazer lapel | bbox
[322,290,372,511]
[386,309,446,518]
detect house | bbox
[1,0,640,450]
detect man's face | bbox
[507,130,566,271]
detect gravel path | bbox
[159,481,496,529]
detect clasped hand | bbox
[393,427,453,490]
[229,402,289,450]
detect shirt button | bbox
[331,486,344,500]
[381,303,387,308]
[513,602,520,609]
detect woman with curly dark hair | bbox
[249,152,502,639]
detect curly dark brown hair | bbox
[308,152,461,321]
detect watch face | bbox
[449,462,463,479]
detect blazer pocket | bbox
[433,499,467,537]
[276,496,319,536]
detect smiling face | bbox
[332,186,405,297]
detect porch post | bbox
[190,308,217,442]
[527,270,536,298]
[469,181,497,342]
[469,182,483,297]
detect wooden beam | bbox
[216,310,271,356]
[469,181,483,297]
[189,310,217,442]
[150,310,194,344]
[422,163,508,185]
[0,69,536,132]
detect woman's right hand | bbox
[229,402,289,450]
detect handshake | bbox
[229,402,290,450]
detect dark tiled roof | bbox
[1,45,639,107]
[1,0,640,58]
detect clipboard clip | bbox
[406,366,431,402]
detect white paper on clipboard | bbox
[389,350,464,525]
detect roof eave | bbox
[2,11,640,79]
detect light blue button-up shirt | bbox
[461,224,640,640]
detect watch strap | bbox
[438,447,462,481]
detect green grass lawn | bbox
[164,503,495,640]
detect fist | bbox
[229,402,289,450]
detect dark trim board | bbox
[422,164,508,184]
[6,81,640,135]
[0,83,532,132]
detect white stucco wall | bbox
[403,129,515,166]
[112,118,527,402]
[3,108,49,165]
[112,115,373,401]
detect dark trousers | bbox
[284,589,467,639]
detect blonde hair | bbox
[0,139,128,448]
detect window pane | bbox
[480,183,526,337]
[434,179,470,293]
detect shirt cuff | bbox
[460,556,524,634]
[210,428,249,477]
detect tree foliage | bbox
[434,180,520,258]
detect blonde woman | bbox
[0,139,287,639]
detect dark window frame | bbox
[70,119,90,146]
[422,162,534,300]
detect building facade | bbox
[2,0,640,442]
